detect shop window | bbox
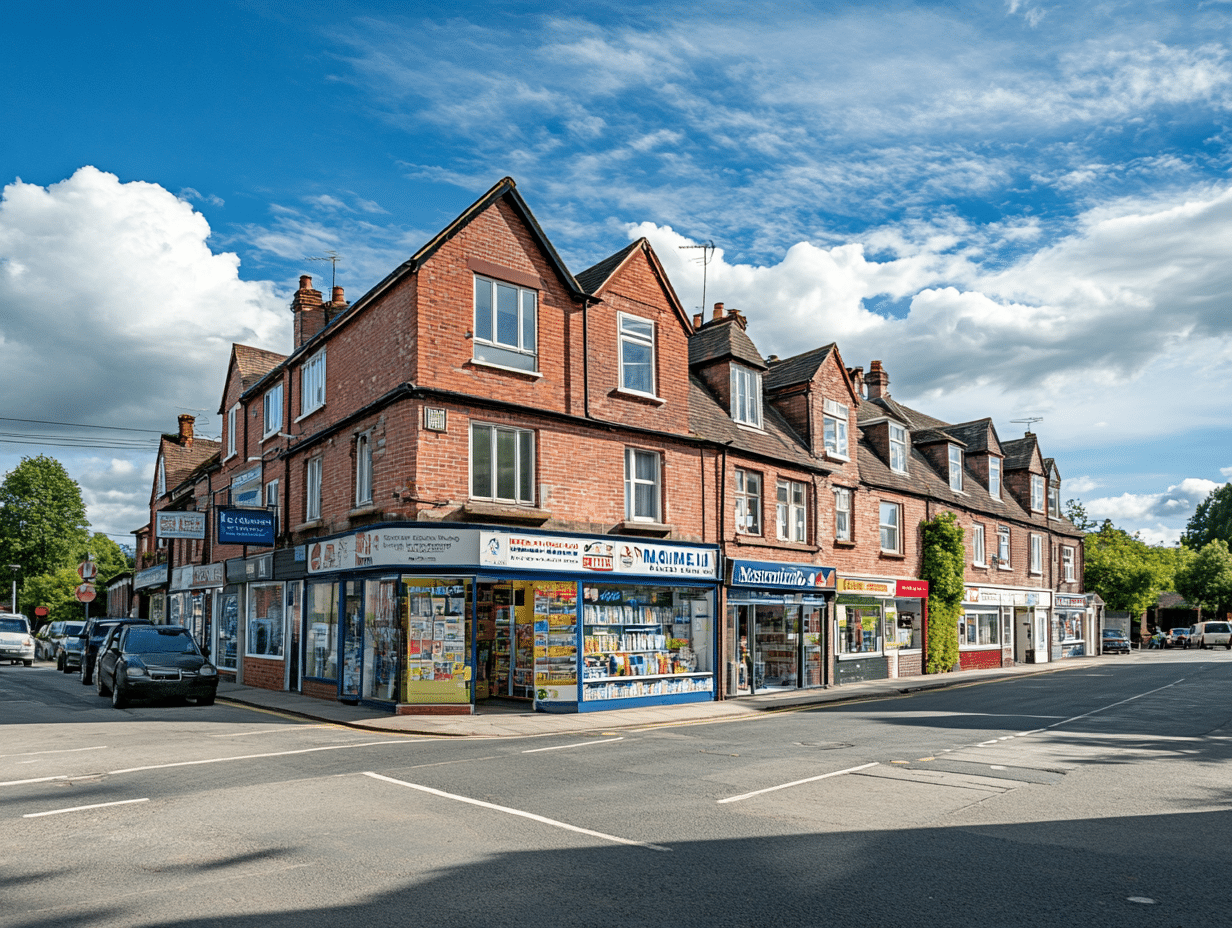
[306,456,322,522]
[989,456,1001,498]
[776,479,807,543]
[948,444,963,492]
[1030,533,1043,574]
[362,578,402,701]
[624,447,661,522]
[837,602,881,655]
[246,582,285,659]
[997,526,1011,567]
[888,600,922,650]
[1063,546,1075,581]
[618,313,656,396]
[824,399,849,458]
[306,581,338,680]
[961,610,1000,646]
[730,365,763,427]
[403,578,474,705]
[301,348,326,416]
[973,523,986,565]
[735,468,762,534]
[265,479,280,535]
[471,422,535,506]
[890,423,908,474]
[355,431,373,506]
[474,274,537,372]
[263,382,284,439]
[834,486,852,541]
[879,501,901,553]
[1031,474,1045,511]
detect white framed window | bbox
[302,348,326,415]
[989,456,1001,499]
[730,365,763,427]
[948,444,963,492]
[157,456,166,497]
[1048,484,1060,517]
[263,382,284,438]
[1030,534,1043,574]
[1062,546,1075,581]
[226,404,238,459]
[306,457,322,522]
[618,313,656,396]
[624,448,661,522]
[734,468,762,534]
[471,422,535,505]
[824,399,849,458]
[473,275,538,372]
[1031,474,1045,511]
[997,526,1011,568]
[776,480,807,543]
[834,487,852,541]
[973,524,986,565]
[879,501,901,553]
[889,424,908,474]
[355,432,373,506]
[265,479,280,535]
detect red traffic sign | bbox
[78,560,97,580]
[75,583,96,603]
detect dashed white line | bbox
[718,762,880,804]
[23,798,148,818]
[522,737,624,753]
[108,739,428,774]
[0,746,108,759]
[1,775,69,787]
[362,771,670,852]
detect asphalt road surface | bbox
[3,649,1230,928]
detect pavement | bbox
[215,653,1113,738]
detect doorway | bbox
[476,581,534,701]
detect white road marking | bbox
[109,739,428,774]
[23,798,148,818]
[522,737,624,753]
[362,771,671,852]
[718,762,880,804]
[1,775,69,787]
[208,726,330,738]
[0,746,108,759]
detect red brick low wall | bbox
[959,649,1002,671]
[896,653,923,677]
[303,679,337,702]
[242,656,285,691]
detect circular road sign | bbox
[75,583,96,603]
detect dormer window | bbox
[618,313,656,396]
[1048,483,1060,517]
[157,456,166,497]
[823,399,849,458]
[731,365,762,427]
[889,423,908,474]
[948,445,963,492]
[989,456,1001,499]
[1031,474,1045,511]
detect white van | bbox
[1190,621,1232,650]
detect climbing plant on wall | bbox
[920,511,965,674]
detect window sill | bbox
[462,501,551,524]
[838,652,884,661]
[292,519,324,533]
[735,422,767,433]
[614,520,674,537]
[879,551,906,559]
[295,405,324,424]
[998,565,1014,571]
[468,358,543,379]
[833,539,856,548]
[734,536,819,553]
[261,432,283,445]
[223,452,237,463]
[244,653,286,661]
[612,388,665,406]
[825,452,851,463]
[973,561,988,568]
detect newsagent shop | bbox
[297,525,721,714]
[725,558,835,696]
[833,576,930,684]
[963,586,1051,667]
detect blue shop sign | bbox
[729,559,836,591]
[217,507,275,546]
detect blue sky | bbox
[2,0,1230,547]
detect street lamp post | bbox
[7,565,19,614]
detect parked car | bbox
[77,617,152,684]
[35,620,61,660]
[57,623,86,672]
[0,613,36,666]
[1101,628,1131,654]
[1190,621,1232,650]
[1167,626,1191,649]
[95,624,218,708]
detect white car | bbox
[1191,620,1232,650]
[0,613,35,666]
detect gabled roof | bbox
[689,319,767,370]
[763,344,835,390]
[1044,457,1062,483]
[1001,434,1044,472]
[688,376,821,470]
[911,427,962,447]
[859,395,950,431]
[576,240,641,294]
[943,419,1001,455]
[157,436,220,499]
[218,344,286,413]
[577,238,693,332]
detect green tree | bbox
[1174,539,1232,622]
[920,511,965,674]
[1064,498,1096,531]
[1083,520,1179,635]
[22,567,90,625]
[0,456,90,584]
[76,533,133,583]
[1182,483,1232,550]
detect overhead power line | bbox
[0,416,167,452]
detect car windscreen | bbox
[1102,630,1124,637]
[64,622,85,635]
[1,618,29,633]
[123,628,199,654]
[1206,623,1231,633]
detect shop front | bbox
[222,552,304,692]
[1052,593,1088,659]
[133,562,169,624]
[834,577,928,684]
[302,525,720,714]
[964,586,1051,666]
[167,563,223,654]
[725,559,834,696]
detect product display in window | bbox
[534,582,577,687]
[404,582,467,683]
[837,604,881,654]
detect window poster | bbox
[401,578,470,702]
[533,582,578,688]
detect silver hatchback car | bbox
[0,614,36,666]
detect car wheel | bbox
[80,661,91,684]
[197,694,216,707]
[96,670,110,697]
[111,682,127,710]
[56,652,64,671]
[24,659,32,667]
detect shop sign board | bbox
[307,528,480,573]
[230,464,263,508]
[155,511,206,540]
[217,507,275,546]
[838,577,896,597]
[728,559,836,590]
[896,579,930,598]
[134,562,169,590]
[172,563,225,590]
[480,532,718,579]
[1055,594,1087,609]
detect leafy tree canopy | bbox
[1083,520,1182,619]
[1182,483,1232,550]
[1174,539,1232,619]
[0,456,89,580]
[76,533,133,582]
[1064,498,1096,531]
[22,567,91,626]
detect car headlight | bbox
[199,665,217,676]
[123,663,148,677]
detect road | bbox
[3,650,1231,928]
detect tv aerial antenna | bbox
[679,241,716,316]
[1011,417,1043,434]
[308,251,342,291]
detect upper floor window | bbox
[226,404,238,459]
[1048,484,1060,517]
[474,275,538,372]
[997,526,1011,567]
[889,424,908,474]
[471,422,535,506]
[355,432,373,507]
[1062,546,1075,581]
[1031,474,1045,511]
[948,445,963,492]
[989,456,1001,499]
[265,479,280,535]
[834,487,852,542]
[302,348,326,415]
[157,456,166,497]
[879,501,901,553]
[624,448,661,523]
[776,479,807,543]
[263,383,284,438]
[306,457,322,522]
[734,468,762,534]
[618,314,656,396]
[730,365,763,427]
[824,399,849,458]
[1030,534,1043,574]
[973,524,986,565]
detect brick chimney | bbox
[692,312,703,329]
[848,366,865,398]
[712,302,725,320]
[728,308,748,330]
[177,414,194,449]
[324,285,348,324]
[292,275,325,348]
[867,360,889,399]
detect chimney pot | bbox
[177,414,194,449]
[713,302,725,320]
[299,275,313,291]
[692,312,703,329]
[332,286,345,305]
